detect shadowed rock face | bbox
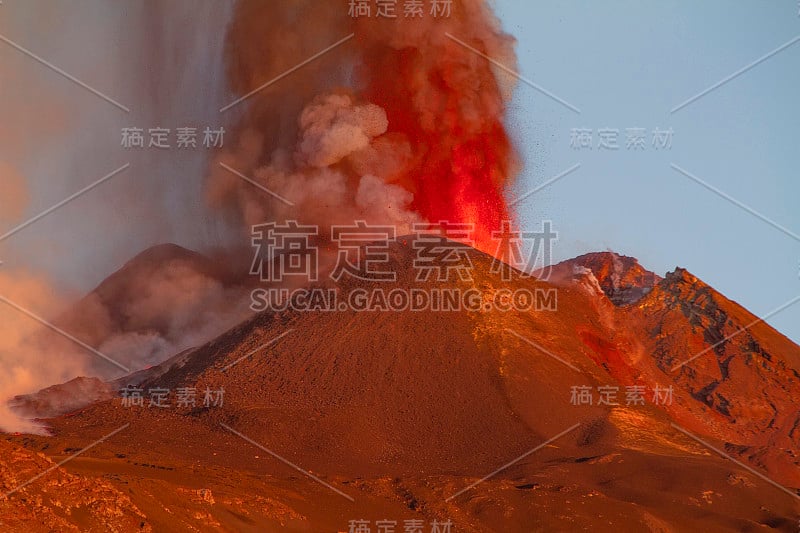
[5,240,799,532]
[548,251,663,306]
[630,267,800,487]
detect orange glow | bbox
[362,34,516,256]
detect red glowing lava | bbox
[361,28,517,254]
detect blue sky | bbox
[495,0,800,342]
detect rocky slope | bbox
[2,242,798,531]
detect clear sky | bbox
[495,0,800,343]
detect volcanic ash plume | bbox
[208,0,520,251]
[0,270,87,434]
[0,0,520,432]
[0,1,240,432]
[0,162,29,224]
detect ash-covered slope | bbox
[7,239,800,531]
[113,240,616,476]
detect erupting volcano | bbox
[0,1,797,531]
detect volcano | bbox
[2,240,799,532]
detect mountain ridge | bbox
[4,240,799,531]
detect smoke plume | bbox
[209,0,520,250]
[0,0,238,432]
[0,0,520,432]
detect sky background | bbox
[496,0,800,343]
[0,1,798,343]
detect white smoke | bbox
[296,94,389,168]
[0,1,237,432]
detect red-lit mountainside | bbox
[3,240,798,532]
